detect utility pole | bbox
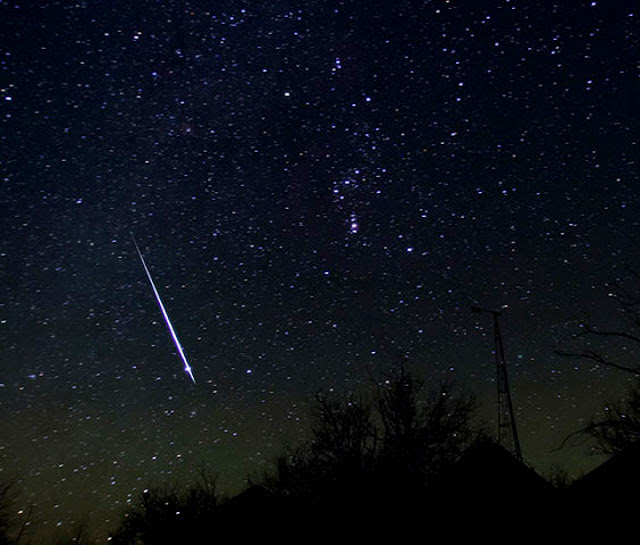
[472,306,523,462]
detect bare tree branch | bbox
[580,324,640,345]
[555,265,640,453]
[554,349,640,375]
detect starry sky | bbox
[1,0,638,539]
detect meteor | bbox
[131,234,196,384]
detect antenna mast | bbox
[472,306,522,462]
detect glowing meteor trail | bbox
[131,234,196,384]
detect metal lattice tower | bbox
[472,306,523,462]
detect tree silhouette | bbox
[0,481,14,545]
[574,378,640,455]
[376,365,478,493]
[557,264,640,453]
[259,364,479,517]
[260,391,378,506]
[310,391,378,473]
[0,480,28,545]
[109,471,219,545]
[556,264,640,375]
[109,367,482,537]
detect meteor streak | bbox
[131,234,196,384]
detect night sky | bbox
[1,0,638,539]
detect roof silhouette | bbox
[568,440,640,498]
